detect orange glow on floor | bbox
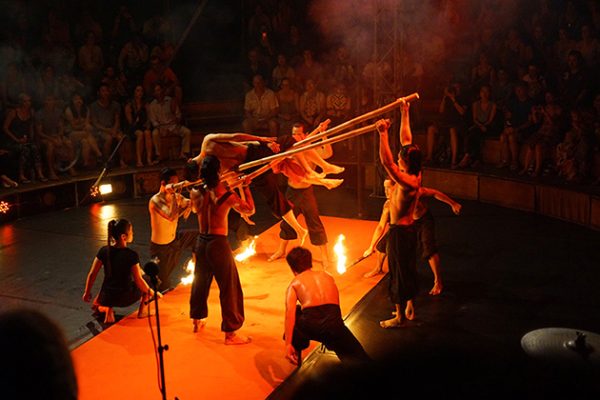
[72,216,382,400]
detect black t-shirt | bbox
[506,98,533,127]
[96,246,140,291]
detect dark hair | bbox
[286,247,313,274]
[292,122,305,130]
[399,144,422,176]
[160,167,177,184]
[0,309,78,400]
[184,160,199,181]
[106,219,131,275]
[200,155,220,189]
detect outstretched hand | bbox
[452,202,462,215]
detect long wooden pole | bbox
[293,92,419,148]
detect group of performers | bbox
[81,95,462,362]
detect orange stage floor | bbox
[72,216,381,400]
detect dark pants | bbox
[189,234,244,332]
[150,229,198,291]
[279,186,327,245]
[387,224,418,306]
[292,304,370,363]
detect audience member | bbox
[276,77,299,137]
[64,93,102,169]
[2,93,47,183]
[242,74,279,136]
[147,82,191,160]
[124,85,155,167]
[36,93,76,180]
[299,78,326,131]
[458,84,498,168]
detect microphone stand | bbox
[147,267,169,400]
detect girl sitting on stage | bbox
[83,219,161,323]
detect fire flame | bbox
[334,234,347,274]
[0,201,10,214]
[235,236,257,262]
[180,258,195,285]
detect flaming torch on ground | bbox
[333,234,347,274]
[235,236,258,263]
[180,258,195,286]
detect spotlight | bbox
[0,201,10,214]
[99,184,113,195]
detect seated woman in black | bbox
[83,218,161,323]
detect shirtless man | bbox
[188,155,253,345]
[363,179,462,296]
[148,168,196,291]
[376,100,422,328]
[284,247,369,365]
[269,122,340,268]
[190,132,308,243]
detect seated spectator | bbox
[491,68,514,113]
[124,85,156,167]
[36,65,62,109]
[118,32,149,87]
[276,78,299,137]
[425,83,467,168]
[242,74,279,136]
[519,90,565,177]
[83,218,160,324]
[272,53,295,90]
[64,93,102,169]
[77,30,104,88]
[470,52,496,94]
[36,94,76,180]
[296,49,323,90]
[2,93,47,183]
[0,148,18,188]
[147,82,191,160]
[560,50,591,110]
[244,47,271,91]
[143,55,182,109]
[556,109,593,183]
[553,27,577,75]
[90,83,130,168]
[458,85,498,168]
[330,45,355,89]
[326,82,352,127]
[299,79,326,132]
[1,62,26,109]
[0,309,78,400]
[497,82,535,171]
[521,63,547,105]
[576,24,600,70]
[100,65,127,104]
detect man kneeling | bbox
[284,247,370,365]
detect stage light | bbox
[99,184,113,195]
[0,201,10,214]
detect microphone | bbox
[144,259,160,277]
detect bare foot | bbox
[363,268,383,278]
[429,281,443,295]
[268,250,285,262]
[322,165,345,175]
[193,318,206,332]
[136,161,144,168]
[299,228,308,247]
[98,306,115,324]
[225,331,252,345]
[380,317,404,329]
[405,301,415,321]
[323,178,344,190]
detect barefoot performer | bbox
[188,155,253,345]
[376,100,422,328]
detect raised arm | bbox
[377,119,419,190]
[399,100,412,146]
